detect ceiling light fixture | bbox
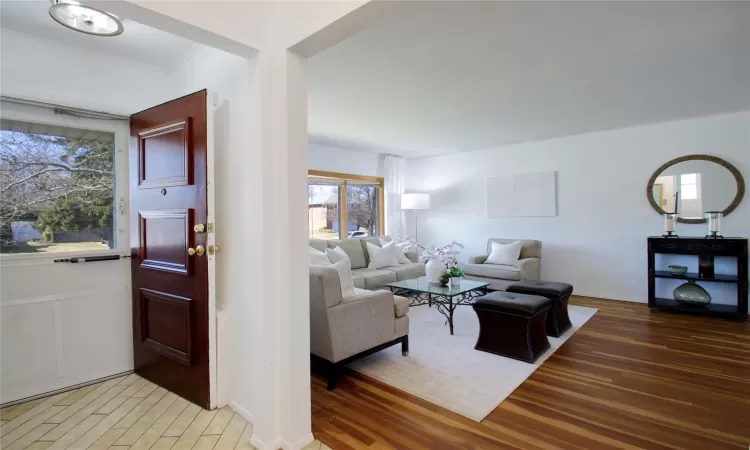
[49,0,124,37]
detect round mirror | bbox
[647,155,744,224]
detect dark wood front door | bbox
[130,90,212,409]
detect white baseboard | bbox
[282,433,315,450]
[231,401,270,449]
[250,435,284,450]
[0,370,133,408]
[230,400,253,423]
[230,400,313,450]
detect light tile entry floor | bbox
[1,375,330,450]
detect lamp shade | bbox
[401,193,430,210]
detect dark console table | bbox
[647,237,748,321]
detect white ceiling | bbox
[308,1,750,158]
[0,0,198,71]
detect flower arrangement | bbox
[398,236,464,270]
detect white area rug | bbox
[347,304,598,421]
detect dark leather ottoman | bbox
[507,281,574,337]
[472,292,551,363]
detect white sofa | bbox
[463,239,542,290]
[309,236,425,289]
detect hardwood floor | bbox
[0,375,329,450]
[4,297,748,450]
[311,296,750,450]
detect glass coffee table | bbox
[386,277,489,335]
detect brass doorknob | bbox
[194,223,206,233]
[208,245,220,255]
[188,245,205,256]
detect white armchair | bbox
[309,265,409,389]
[463,239,542,290]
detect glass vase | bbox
[705,211,723,238]
[673,280,711,306]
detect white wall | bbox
[0,28,177,115]
[308,142,381,176]
[0,103,133,403]
[171,45,254,412]
[0,29,174,403]
[2,2,383,447]
[406,111,749,307]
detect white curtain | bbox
[384,155,407,238]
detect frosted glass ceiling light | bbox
[49,0,124,37]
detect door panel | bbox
[138,118,191,188]
[139,288,193,365]
[130,90,210,408]
[138,209,193,274]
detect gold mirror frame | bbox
[646,154,745,224]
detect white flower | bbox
[397,236,463,267]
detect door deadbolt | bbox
[194,223,206,233]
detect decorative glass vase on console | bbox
[674,280,712,306]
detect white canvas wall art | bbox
[486,171,557,217]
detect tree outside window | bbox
[0,127,115,254]
[347,185,379,237]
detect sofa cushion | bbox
[360,237,381,265]
[463,263,522,281]
[309,238,328,253]
[352,274,366,289]
[331,259,356,299]
[327,239,367,269]
[351,268,398,289]
[309,246,330,266]
[325,246,349,264]
[379,237,411,264]
[486,241,522,266]
[393,295,409,318]
[382,263,425,281]
[367,241,400,269]
[487,238,542,259]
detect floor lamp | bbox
[401,193,430,243]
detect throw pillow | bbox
[485,241,522,266]
[309,246,330,266]
[327,239,367,269]
[380,237,411,264]
[325,246,349,264]
[330,259,356,298]
[396,243,415,264]
[366,241,399,269]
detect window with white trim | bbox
[680,173,699,200]
[0,120,115,254]
[308,171,383,240]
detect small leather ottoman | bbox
[472,292,552,363]
[507,281,574,337]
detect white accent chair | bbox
[309,265,410,390]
